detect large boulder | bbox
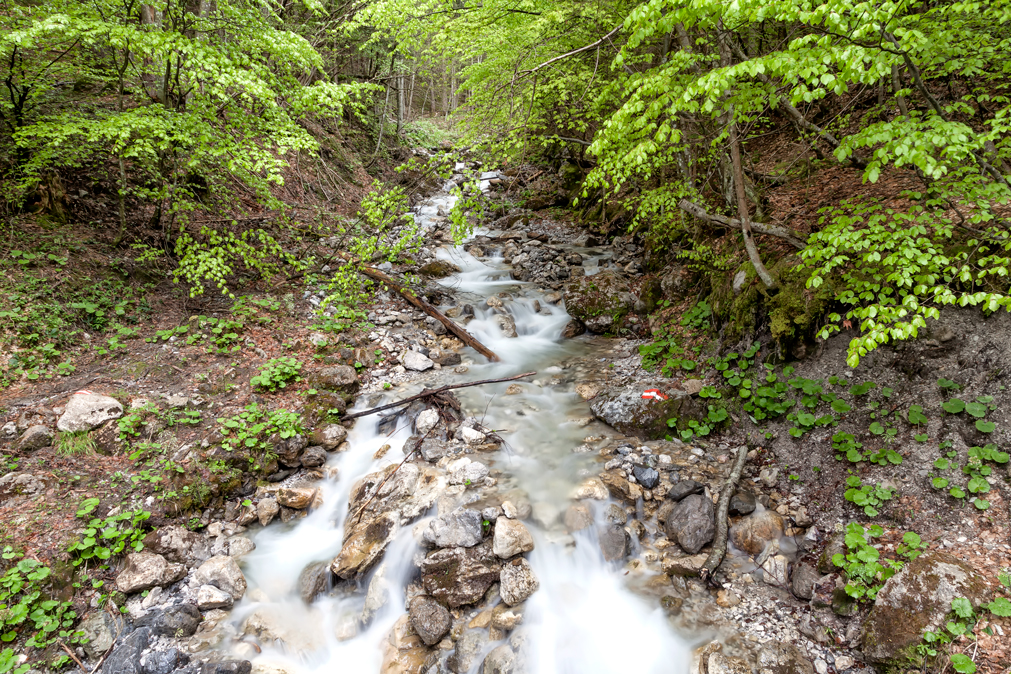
[135,604,202,637]
[331,512,398,580]
[664,494,715,554]
[58,393,123,433]
[420,539,502,608]
[102,627,150,674]
[861,551,991,665]
[563,271,635,334]
[311,424,348,451]
[116,552,186,594]
[78,610,126,659]
[589,384,701,440]
[142,525,212,566]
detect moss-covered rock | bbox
[564,271,636,335]
[418,260,461,278]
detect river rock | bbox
[198,584,234,610]
[277,487,316,510]
[460,426,487,445]
[194,555,247,600]
[665,494,715,554]
[408,595,451,646]
[415,409,440,436]
[598,523,630,561]
[448,457,489,485]
[311,423,348,450]
[116,552,186,593]
[861,551,992,665]
[298,561,332,603]
[448,629,489,673]
[491,603,524,630]
[102,626,150,674]
[15,425,52,452]
[332,512,398,580]
[79,609,126,658]
[761,554,790,587]
[561,319,586,339]
[500,558,539,606]
[667,479,704,502]
[757,642,816,674]
[564,503,593,532]
[571,477,609,500]
[492,314,518,338]
[730,509,784,557]
[632,466,660,489]
[403,350,435,371]
[361,563,391,624]
[420,540,502,607]
[243,607,323,652]
[308,365,359,393]
[599,471,642,503]
[135,604,202,637]
[142,525,212,566]
[300,446,327,467]
[201,662,252,674]
[493,518,534,558]
[255,495,283,525]
[662,552,707,577]
[589,384,700,440]
[729,491,757,515]
[58,393,123,433]
[791,561,821,600]
[482,645,516,674]
[424,509,484,548]
[708,653,753,674]
[605,503,627,525]
[141,648,190,674]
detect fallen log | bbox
[344,371,537,420]
[678,199,807,250]
[699,444,749,585]
[359,265,501,362]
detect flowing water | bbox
[225,180,694,673]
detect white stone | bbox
[197,584,234,610]
[500,559,539,606]
[833,656,855,671]
[447,458,489,486]
[58,393,123,432]
[416,409,440,436]
[460,427,486,445]
[493,518,534,558]
[194,555,247,600]
[402,351,435,371]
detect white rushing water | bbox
[226,181,692,674]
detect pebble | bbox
[814,659,828,674]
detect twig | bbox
[699,445,749,585]
[60,643,88,673]
[344,372,537,420]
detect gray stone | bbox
[420,540,502,608]
[709,653,753,674]
[425,509,484,548]
[408,595,451,646]
[298,561,331,603]
[308,365,359,393]
[667,479,704,502]
[116,552,186,594]
[730,510,784,557]
[761,554,790,587]
[141,525,212,566]
[193,555,247,600]
[402,350,435,371]
[331,511,398,580]
[102,627,149,674]
[448,630,489,673]
[732,270,748,294]
[15,425,52,452]
[415,409,440,436]
[561,319,586,339]
[604,503,627,525]
[300,446,327,467]
[500,558,539,606]
[257,498,279,526]
[226,536,255,558]
[563,503,593,532]
[791,562,821,600]
[197,584,234,610]
[589,383,698,440]
[361,563,390,624]
[135,604,201,637]
[665,494,715,554]
[311,424,348,451]
[598,523,630,561]
[141,648,189,674]
[276,487,315,510]
[57,393,123,433]
[482,645,516,674]
[447,457,489,485]
[79,610,126,658]
[200,662,251,674]
[757,642,815,674]
[493,518,534,558]
[729,491,756,515]
[632,466,660,489]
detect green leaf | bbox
[949,654,976,674]
[988,597,1011,617]
[965,402,987,418]
[975,420,995,433]
[952,597,974,619]
[942,398,965,414]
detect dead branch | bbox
[699,445,749,585]
[519,25,623,78]
[678,199,807,249]
[359,265,501,362]
[343,371,537,420]
[60,643,88,673]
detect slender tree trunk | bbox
[892,64,909,117]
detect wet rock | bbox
[79,609,126,658]
[116,552,186,594]
[604,503,627,525]
[15,425,52,452]
[757,643,815,674]
[561,319,586,339]
[589,384,699,440]
[403,350,435,371]
[424,509,484,548]
[380,613,433,674]
[300,446,327,467]
[142,525,211,566]
[662,552,707,577]
[415,409,440,436]
[667,479,704,502]
[277,487,316,510]
[500,558,539,606]
[418,437,450,462]
[298,561,332,603]
[141,648,189,674]
[257,498,279,526]
[665,494,715,554]
[347,462,445,524]
[57,393,123,433]
[716,589,741,607]
[583,315,614,334]
[761,554,790,587]
[198,584,233,610]
[308,365,359,393]
[491,603,524,630]
[420,540,502,607]
[102,626,149,674]
[492,314,518,338]
[419,260,461,278]
[135,604,202,637]
[447,457,489,485]
[598,523,630,561]
[571,477,609,500]
[708,653,752,674]
[791,562,821,600]
[194,555,247,600]
[564,503,593,532]
[599,471,642,504]
[482,644,516,674]
[448,629,489,673]
[730,510,784,557]
[408,595,451,646]
[201,662,251,674]
[243,608,322,652]
[459,426,487,445]
[632,466,660,489]
[332,511,398,580]
[361,563,391,624]
[861,551,992,665]
[311,424,348,451]
[227,537,255,561]
[728,491,756,516]
[493,518,534,558]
